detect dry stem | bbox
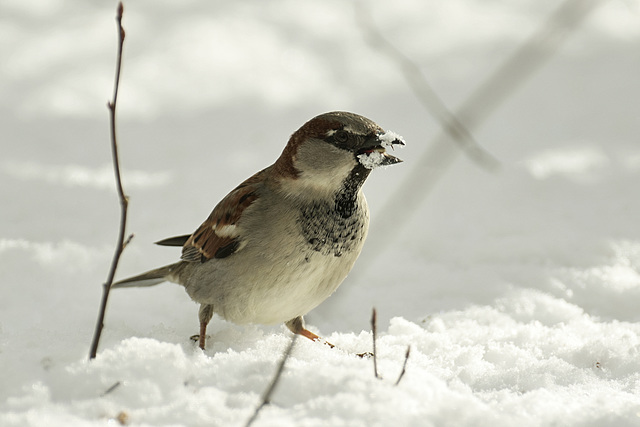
[395,346,411,386]
[372,308,380,379]
[89,1,129,360]
[245,335,298,427]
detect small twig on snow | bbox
[101,381,122,397]
[89,1,130,360]
[395,345,411,386]
[371,308,380,379]
[245,335,298,427]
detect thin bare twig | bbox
[371,308,380,379]
[356,2,500,172]
[123,233,135,248]
[395,346,411,386]
[245,335,298,427]
[89,1,129,360]
[101,381,122,397]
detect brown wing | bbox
[181,168,265,263]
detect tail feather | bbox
[112,262,182,289]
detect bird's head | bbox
[274,111,404,195]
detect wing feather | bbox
[155,235,190,247]
[180,168,265,262]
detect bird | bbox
[112,111,404,350]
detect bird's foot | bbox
[190,333,209,350]
[297,327,335,348]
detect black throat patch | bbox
[298,164,370,258]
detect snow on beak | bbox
[357,130,405,169]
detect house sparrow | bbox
[113,111,404,349]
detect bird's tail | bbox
[111,262,183,289]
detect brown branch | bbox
[371,308,380,379]
[245,335,298,427]
[368,310,410,384]
[395,345,411,386]
[89,1,129,360]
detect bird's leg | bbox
[285,316,334,348]
[196,304,214,350]
[198,323,207,350]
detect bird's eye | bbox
[334,130,349,144]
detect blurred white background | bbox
[1,1,640,424]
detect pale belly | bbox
[184,242,362,325]
[227,251,358,325]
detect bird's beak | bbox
[357,131,405,169]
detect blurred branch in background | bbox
[357,2,501,172]
[357,0,605,268]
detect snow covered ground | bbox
[2,0,640,425]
